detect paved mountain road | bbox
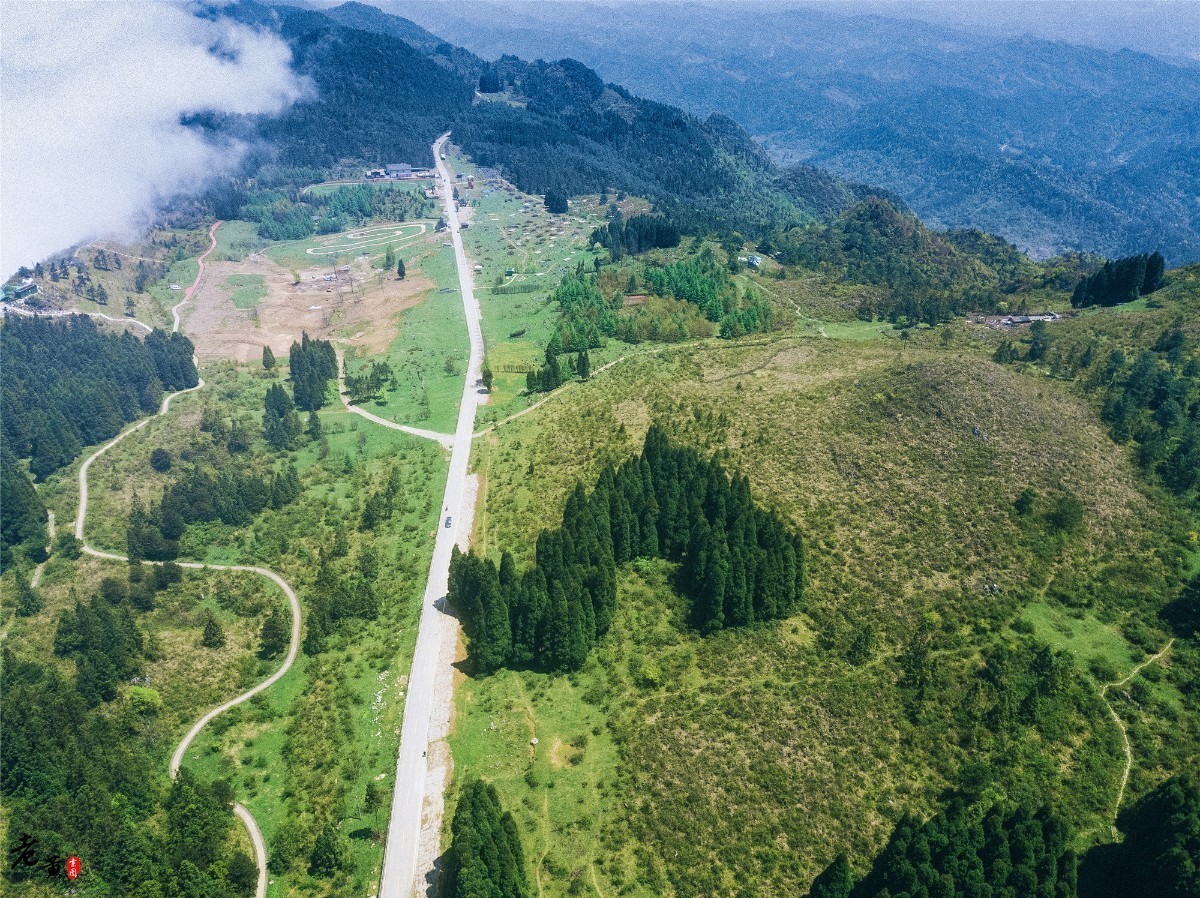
[378,133,484,898]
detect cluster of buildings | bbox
[1,277,39,302]
[366,163,435,181]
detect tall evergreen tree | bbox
[263,383,301,450]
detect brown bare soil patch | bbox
[185,242,434,362]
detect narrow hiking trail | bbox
[1098,638,1174,838]
[29,511,56,588]
[336,349,455,449]
[71,220,292,898]
[172,220,221,331]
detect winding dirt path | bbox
[72,220,291,898]
[1099,638,1174,837]
[172,220,221,332]
[29,511,56,588]
[1,303,152,332]
[336,349,455,449]
[473,353,631,438]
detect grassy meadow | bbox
[69,358,449,898]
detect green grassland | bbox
[214,220,269,263]
[343,238,468,434]
[262,222,429,271]
[460,329,1196,895]
[74,360,449,897]
[456,170,630,424]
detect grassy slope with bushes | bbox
[459,326,1197,895]
[65,360,448,898]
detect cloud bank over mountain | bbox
[1,1,309,277]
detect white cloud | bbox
[1,1,310,277]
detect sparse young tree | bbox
[396,258,406,280]
[309,823,347,875]
[263,345,275,369]
[150,448,172,473]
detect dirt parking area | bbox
[185,233,436,362]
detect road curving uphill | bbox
[71,220,295,898]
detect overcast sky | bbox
[0,1,308,278]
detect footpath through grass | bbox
[78,360,449,897]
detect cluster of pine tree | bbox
[53,595,144,707]
[345,359,395,403]
[263,383,302,450]
[0,445,49,565]
[1,315,198,480]
[290,333,337,411]
[128,465,301,562]
[3,648,254,896]
[444,779,531,898]
[449,427,805,673]
[1098,332,1199,496]
[544,189,569,214]
[590,212,681,261]
[303,543,381,654]
[640,249,774,336]
[548,271,618,352]
[807,796,1079,898]
[524,342,590,394]
[1079,772,1200,898]
[1071,252,1165,308]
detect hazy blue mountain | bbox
[384,0,1200,264]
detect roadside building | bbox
[2,278,39,301]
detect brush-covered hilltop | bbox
[2,4,1198,898]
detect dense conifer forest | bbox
[1,316,198,480]
[810,795,1079,898]
[444,780,532,898]
[288,332,338,412]
[449,426,804,673]
[2,564,256,896]
[589,212,682,262]
[1071,252,1166,308]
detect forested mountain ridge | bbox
[391,0,1200,264]
[204,0,1114,316]
[212,0,880,237]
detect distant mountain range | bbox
[382,0,1200,265]
[216,0,885,239]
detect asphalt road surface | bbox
[378,133,485,898]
